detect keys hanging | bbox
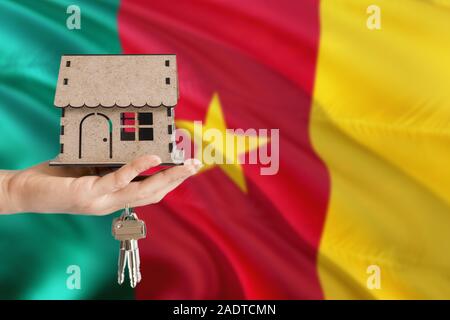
[112,204,146,287]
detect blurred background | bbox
[1,0,450,299]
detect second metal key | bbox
[112,209,146,288]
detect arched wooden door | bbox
[79,112,112,160]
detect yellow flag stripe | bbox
[311,0,450,299]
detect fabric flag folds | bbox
[0,0,449,299]
[313,0,450,299]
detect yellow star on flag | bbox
[176,93,269,193]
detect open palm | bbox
[3,155,200,215]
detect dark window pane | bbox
[168,124,173,134]
[138,112,153,125]
[169,142,173,153]
[139,128,153,141]
[167,108,173,117]
[121,128,135,141]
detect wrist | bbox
[0,170,22,214]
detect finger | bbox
[89,159,200,214]
[114,159,200,205]
[140,158,201,189]
[130,161,200,207]
[107,159,201,208]
[130,173,191,208]
[92,155,161,195]
[92,167,116,177]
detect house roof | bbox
[54,55,178,108]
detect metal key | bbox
[112,206,146,287]
[113,213,146,287]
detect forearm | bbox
[0,170,20,214]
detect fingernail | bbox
[185,159,203,174]
[192,159,203,172]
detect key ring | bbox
[123,203,137,220]
[124,203,131,217]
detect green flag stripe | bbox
[0,0,133,299]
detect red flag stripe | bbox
[118,0,329,299]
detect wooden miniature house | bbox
[50,54,183,166]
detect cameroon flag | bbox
[1,0,450,299]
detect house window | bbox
[120,112,154,141]
[120,112,135,141]
[138,112,153,125]
[139,128,153,141]
[120,127,135,141]
[121,112,135,126]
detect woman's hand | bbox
[0,155,201,215]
